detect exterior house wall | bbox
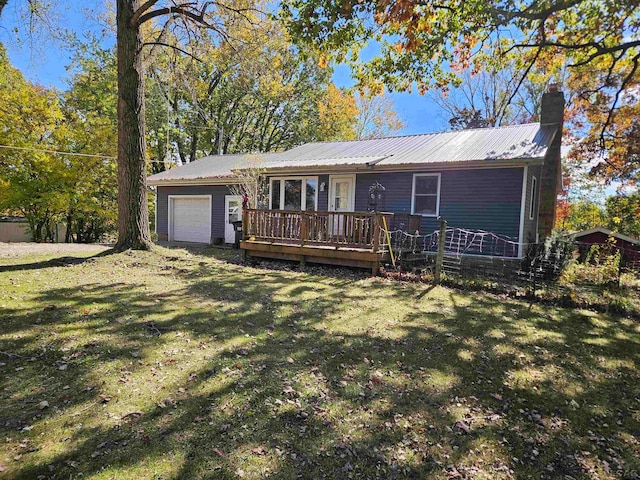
[317,174,329,211]
[163,167,528,251]
[156,185,234,243]
[354,168,524,239]
[522,164,542,245]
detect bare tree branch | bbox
[130,0,161,26]
[599,53,640,147]
[142,41,203,62]
[136,3,213,27]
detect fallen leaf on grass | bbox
[455,420,471,434]
[38,400,49,410]
[213,448,225,457]
[490,393,503,401]
[251,446,267,455]
[121,411,143,421]
[0,464,6,472]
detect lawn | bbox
[0,245,639,479]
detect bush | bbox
[522,230,575,282]
[562,244,621,287]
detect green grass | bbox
[0,246,639,479]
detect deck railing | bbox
[242,209,393,252]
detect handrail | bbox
[242,209,393,251]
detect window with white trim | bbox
[529,176,537,220]
[269,177,318,211]
[412,173,441,216]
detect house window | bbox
[283,179,302,210]
[412,173,441,216]
[529,176,537,220]
[270,177,318,211]
[270,181,281,210]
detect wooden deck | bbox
[240,209,392,274]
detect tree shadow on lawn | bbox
[1,253,639,479]
[0,248,117,273]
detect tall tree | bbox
[316,83,358,141]
[0,44,69,241]
[145,16,361,164]
[113,0,258,250]
[62,39,118,242]
[607,192,640,238]
[429,45,560,130]
[354,89,404,139]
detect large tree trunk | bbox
[115,0,153,251]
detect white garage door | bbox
[170,196,211,243]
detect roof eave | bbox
[148,157,546,184]
[260,157,545,175]
[148,177,240,186]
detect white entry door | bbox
[225,195,242,244]
[329,175,355,235]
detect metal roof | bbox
[148,122,557,184]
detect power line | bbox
[0,144,172,163]
[0,144,116,159]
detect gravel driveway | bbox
[0,242,112,258]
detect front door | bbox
[225,195,242,244]
[329,175,355,236]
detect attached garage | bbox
[168,195,212,243]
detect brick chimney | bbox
[537,83,565,240]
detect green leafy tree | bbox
[606,192,640,238]
[61,39,119,242]
[559,200,608,233]
[0,44,69,242]
[146,16,359,164]
[354,89,404,139]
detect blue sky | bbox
[0,1,447,136]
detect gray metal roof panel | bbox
[148,123,557,183]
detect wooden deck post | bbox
[372,214,380,253]
[434,217,447,284]
[242,208,249,240]
[371,214,381,276]
[300,212,308,246]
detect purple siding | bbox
[157,185,234,242]
[317,174,329,211]
[355,168,524,238]
[159,167,526,245]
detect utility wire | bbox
[0,144,172,163]
[0,144,115,159]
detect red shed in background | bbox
[573,227,640,268]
